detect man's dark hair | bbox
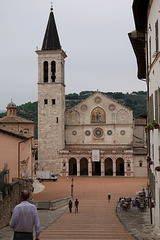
[21,190,30,201]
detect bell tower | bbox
[36,6,67,174]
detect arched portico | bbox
[80,158,88,175]
[105,158,113,176]
[69,158,77,176]
[116,158,124,176]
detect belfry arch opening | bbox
[80,158,88,175]
[105,158,113,176]
[51,61,56,82]
[116,158,124,176]
[69,158,77,176]
[43,61,48,82]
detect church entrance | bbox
[105,158,113,176]
[80,158,88,175]
[116,158,124,176]
[69,158,77,176]
[92,162,101,176]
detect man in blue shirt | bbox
[10,190,41,240]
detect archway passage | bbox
[69,158,77,176]
[116,158,124,176]
[105,158,113,176]
[80,158,88,175]
[92,162,101,176]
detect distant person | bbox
[10,190,41,240]
[75,199,79,213]
[69,199,72,213]
[108,193,111,202]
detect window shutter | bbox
[155,20,159,53]
[158,88,160,124]
[151,94,154,123]
[155,90,158,122]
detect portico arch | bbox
[116,158,124,176]
[92,162,101,176]
[80,158,88,175]
[105,158,113,176]
[69,158,77,176]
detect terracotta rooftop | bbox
[0,126,33,139]
[0,115,35,124]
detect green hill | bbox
[0,91,147,139]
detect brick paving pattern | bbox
[34,177,147,240]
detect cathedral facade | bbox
[37,7,147,177]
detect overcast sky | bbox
[0,0,146,110]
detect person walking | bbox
[68,199,72,213]
[10,190,41,240]
[108,193,111,202]
[75,198,79,213]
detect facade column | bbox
[124,158,127,177]
[131,157,134,177]
[88,157,92,176]
[113,158,116,177]
[77,158,80,176]
[101,157,104,176]
[66,159,69,176]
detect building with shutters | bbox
[129,0,160,230]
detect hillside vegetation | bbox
[0,91,147,139]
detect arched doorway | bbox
[116,158,124,176]
[105,158,113,176]
[92,162,101,176]
[80,158,88,175]
[69,158,77,176]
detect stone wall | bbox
[0,178,33,229]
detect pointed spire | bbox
[42,4,61,50]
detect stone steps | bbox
[39,200,134,240]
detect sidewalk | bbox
[117,203,160,240]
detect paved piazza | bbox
[34,177,147,240]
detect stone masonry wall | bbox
[0,178,33,229]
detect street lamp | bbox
[71,178,74,198]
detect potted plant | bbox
[152,121,159,129]
[149,160,153,165]
[145,124,153,132]
[155,166,160,171]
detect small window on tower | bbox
[51,61,56,82]
[44,99,48,105]
[139,161,143,167]
[52,99,55,105]
[56,117,58,123]
[43,61,48,82]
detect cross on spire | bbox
[51,2,53,12]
